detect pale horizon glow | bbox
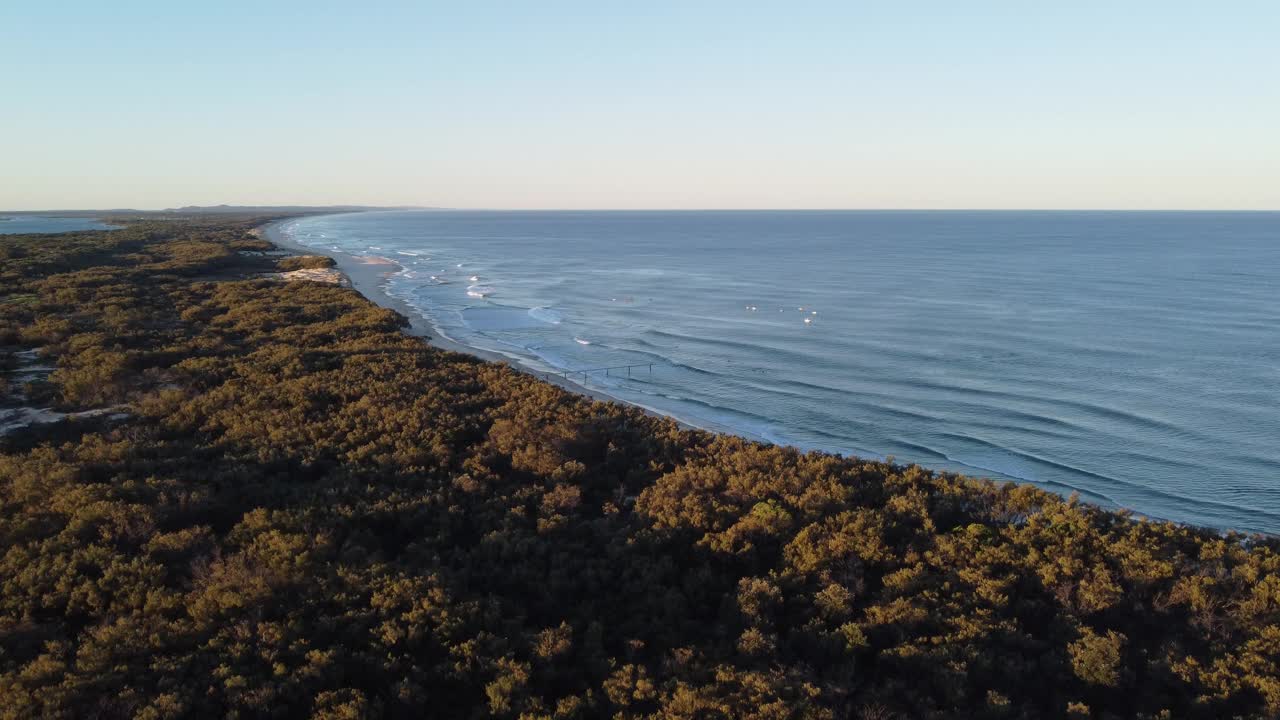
[3,1,1278,211]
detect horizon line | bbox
[6,206,1280,214]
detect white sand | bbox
[269,268,349,285]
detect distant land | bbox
[0,204,435,218]
[163,204,435,214]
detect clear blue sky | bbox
[3,1,1277,210]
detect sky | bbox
[2,1,1278,210]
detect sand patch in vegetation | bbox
[268,267,349,285]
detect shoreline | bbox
[256,217,1270,538]
[259,219,696,428]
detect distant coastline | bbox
[0,215,120,234]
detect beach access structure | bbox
[555,363,654,382]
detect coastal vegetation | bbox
[276,254,337,271]
[1,218,1278,718]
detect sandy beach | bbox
[259,219,689,424]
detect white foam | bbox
[528,307,563,324]
[574,337,592,345]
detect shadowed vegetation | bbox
[277,255,337,271]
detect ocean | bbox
[0,216,116,234]
[280,210,1280,534]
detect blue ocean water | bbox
[282,210,1280,534]
[0,216,116,234]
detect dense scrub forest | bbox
[1,218,1278,719]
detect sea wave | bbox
[528,307,563,324]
